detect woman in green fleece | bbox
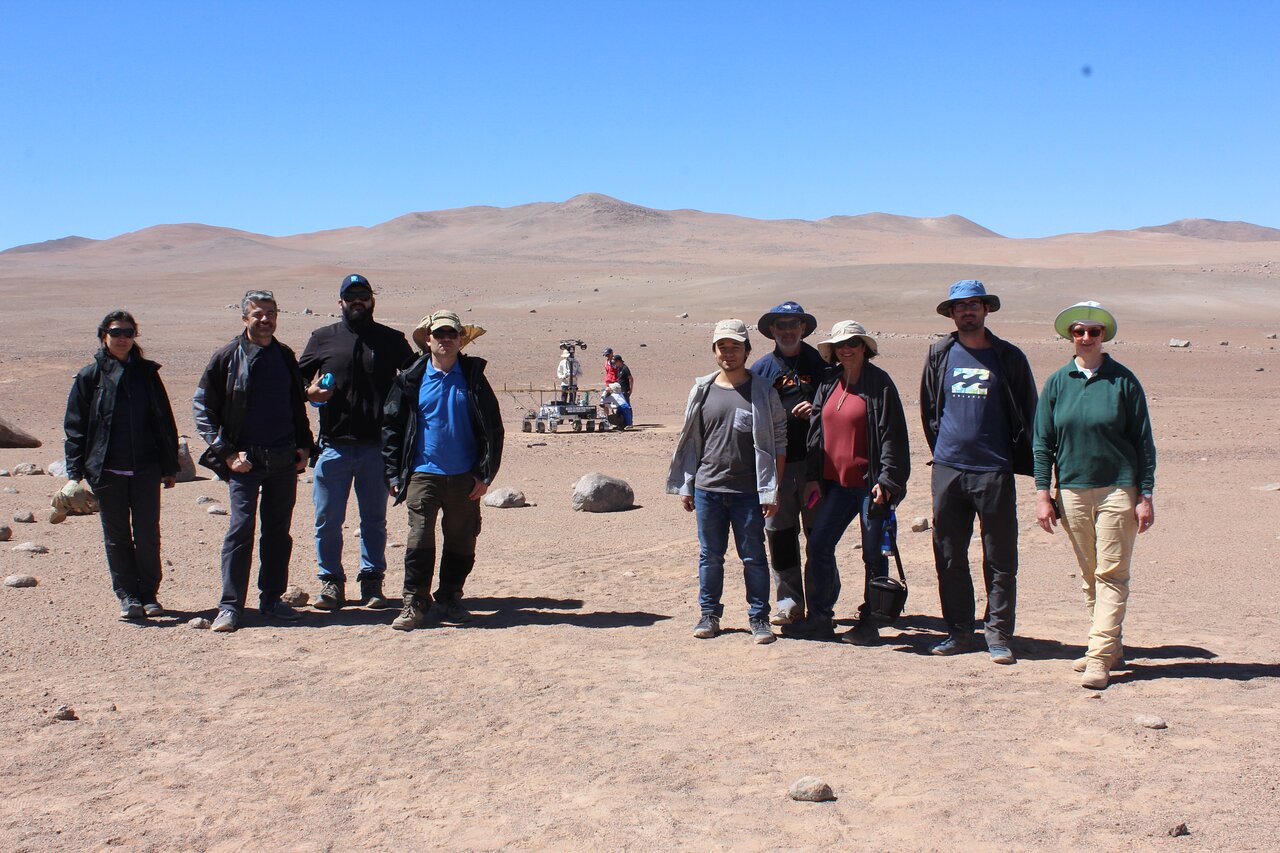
[1032,301,1156,691]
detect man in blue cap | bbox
[920,280,1038,664]
[751,301,827,625]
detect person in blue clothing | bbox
[749,301,827,625]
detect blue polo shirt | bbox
[413,360,477,475]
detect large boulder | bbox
[0,415,41,449]
[572,473,634,513]
[176,436,198,482]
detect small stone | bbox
[52,705,78,721]
[389,542,403,549]
[483,487,527,508]
[1135,714,1167,729]
[0,524,10,541]
[206,505,228,516]
[164,559,172,566]
[47,459,68,478]
[303,475,313,484]
[12,542,49,554]
[788,776,835,802]
[1266,333,1277,340]
[0,469,8,477]
[1218,340,1228,346]
[196,495,215,504]
[623,570,636,578]
[1168,339,1191,348]
[1168,822,1190,837]
[1258,483,1280,491]
[281,586,309,607]
[13,511,35,523]
[303,307,313,315]
[526,442,548,448]
[5,574,38,588]
[677,312,688,319]
[529,309,537,313]
[1257,367,1265,372]
[2,486,16,494]
[12,463,44,476]
[188,617,212,630]
[176,437,199,482]
[910,517,930,533]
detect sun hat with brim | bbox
[412,311,485,351]
[712,318,750,345]
[1054,301,1117,342]
[936,279,1001,317]
[816,320,879,361]
[757,301,818,340]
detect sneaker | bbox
[360,577,389,610]
[749,616,776,645]
[780,615,836,640]
[692,613,720,639]
[988,644,1016,665]
[119,599,145,620]
[260,600,302,621]
[929,633,976,656]
[769,599,801,626]
[1081,659,1110,690]
[433,596,472,624]
[142,601,166,618]
[1073,653,1126,672]
[392,600,427,631]
[840,620,881,647]
[313,580,345,611]
[211,609,239,633]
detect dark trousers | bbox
[220,464,298,612]
[403,472,481,605]
[95,466,163,604]
[931,463,1019,645]
[803,482,888,622]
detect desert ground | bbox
[1,195,1278,851]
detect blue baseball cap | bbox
[936,280,1000,317]
[340,273,373,297]
[757,301,818,339]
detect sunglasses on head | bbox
[1071,326,1104,339]
[106,328,136,338]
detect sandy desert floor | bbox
[1,209,1279,851]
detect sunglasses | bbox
[430,328,460,339]
[1071,327,1104,339]
[834,338,863,349]
[106,328,136,338]
[342,291,373,302]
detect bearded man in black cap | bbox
[750,300,828,624]
[299,274,414,611]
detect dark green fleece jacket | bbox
[1032,354,1156,493]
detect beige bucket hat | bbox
[816,320,879,361]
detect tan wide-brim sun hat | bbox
[412,310,486,351]
[817,320,878,361]
[1054,301,1117,342]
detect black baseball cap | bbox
[340,274,373,297]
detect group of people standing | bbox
[665,281,1156,690]
[64,275,503,635]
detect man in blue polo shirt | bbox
[382,310,504,630]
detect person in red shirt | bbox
[602,347,618,386]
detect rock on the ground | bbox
[1168,339,1191,348]
[47,459,67,478]
[572,473,634,513]
[188,617,212,629]
[788,776,835,802]
[12,542,49,554]
[176,436,199,482]
[13,511,35,523]
[281,586,309,606]
[677,312,688,318]
[911,517,930,532]
[207,505,228,516]
[1258,483,1280,492]
[12,463,44,476]
[5,574,38,588]
[483,487,527,508]
[0,524,10,541]
[196,495,216,504]
[0,469,8,477]
[0,414,42,449]
[2,486,16,494]
[1135,714,1167,729]
[52,705,78,721]
[1168,822,1190,837]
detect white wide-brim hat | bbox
[1054,301,1117,342]
[816,320,879,361]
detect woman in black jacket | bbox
[790,321,910,645]
[64,310,180,619]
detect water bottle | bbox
[309,372,334,408]
[881,510,897,556]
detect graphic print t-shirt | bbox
[695,379,756,494]
[932,344,1012,471]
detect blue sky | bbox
[3,2,1277,249]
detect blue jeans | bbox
[313,442,389,582]
[803,482,888,622]
[694,489,771,619]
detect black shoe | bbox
[840,620,880,646]
[314,580,345,611]
[780,616,836,640]
[748,616,777,645]
[360,577,388,609]
[692,613,720,639]
[142,601,166,618]
[119,599,145,620]
[261,600,302,621]
[432,596,472,624]
[930,633,977,656]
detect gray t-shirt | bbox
[695,379,756,494]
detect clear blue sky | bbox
[3,2,1277,249]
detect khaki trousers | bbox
[1058,486,1138,663]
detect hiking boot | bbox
[988,644,1016,665]
[119,599,145,620]
[261,600,302,621]
[692,613,720,639]
[841,619,881,647]
[142,601,166,618]
[780,615,836,640]
[313,580,345,611]
[1081,659,1110,690]
[1073,652,1126,672]
[211,609,239,633]
[749,616,776,645]
[433,596,472,624]
[392,599,427,631]
[929,633,976,656]
[360,577,389,610]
